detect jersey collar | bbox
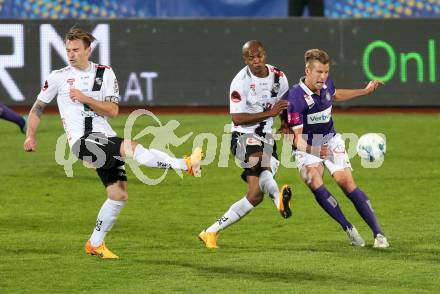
[72,61,94,74]
[299,76,327,96]
[247,64,271,79]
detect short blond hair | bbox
[64,27,96,48]
[304,49,330,67]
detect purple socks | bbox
[347,188,383,237]
[312,185,352,230]
[0,102,25,130]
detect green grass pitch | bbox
[1,113,439,293]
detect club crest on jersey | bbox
[95,77,103,86]
[272,82,280,94]
[231,91,241,103]
[250,84,257,96]
[67,78,75,87]
[326,92,331,101]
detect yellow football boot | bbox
[198,230,218,249]
[184,147,203,177]
[279,185,292,219]
[85,240,119,259]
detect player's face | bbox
[243,46,267,77]
[66,39,91,70]
[305,61,329,91]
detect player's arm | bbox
[232,99,288,125]
[24,100,47,152]
[334,80,383,102]
[292,127,329,158]
[69,89,119,118]
[276,84,291,134]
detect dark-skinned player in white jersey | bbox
[199,40,292,249]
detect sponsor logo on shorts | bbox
[332,145,346,154]
[246,137,262,146]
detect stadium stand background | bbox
[1,0,440,19]
[1,1,440,108]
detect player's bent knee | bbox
[247,192,264,206]
[334,176,356,194]
[109,192,128,201]
[120,140,138,157]
[300,167,322,189]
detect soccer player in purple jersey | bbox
[0,101,27,133]
[286,49,389,248]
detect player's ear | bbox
[242,54,248,64]
[86,46,92,57]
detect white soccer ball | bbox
[356,133,386,162]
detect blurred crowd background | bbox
[1,0,439,19]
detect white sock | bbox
[259,170,280,209]
[133,144,187,170]
[206,197,254,233]
[89,199,126,247]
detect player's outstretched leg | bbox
[345,226,365,247]
[199,196,254,249]
[312,185,365,246]
[346,187,389,248]
[20,115,28,134]
[0,101,26,132]
[129,142,203,177]
[85,198,126,259]
[258,170,292,218]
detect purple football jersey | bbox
[287,77,337,146]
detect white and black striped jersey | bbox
[37,62,119,147]
[229,64,289,134]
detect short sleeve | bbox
[229,77,247,114]
[277,72,289,99]
[287,90,304,129]
[328,78,336,97]
[36,71,59,103]
[103,67,120,101]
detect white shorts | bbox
[293,134,352,175]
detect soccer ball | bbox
[356,133,386,162]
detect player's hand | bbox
[269,100,288,117]
[319,144,329,159]
[70,88,88,103]
[365,80,383,94]
[277,121,293,134]
[24,136,37,152]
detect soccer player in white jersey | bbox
[23,27,202,259]
[286,49,389,248]
[198,40,292,249]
